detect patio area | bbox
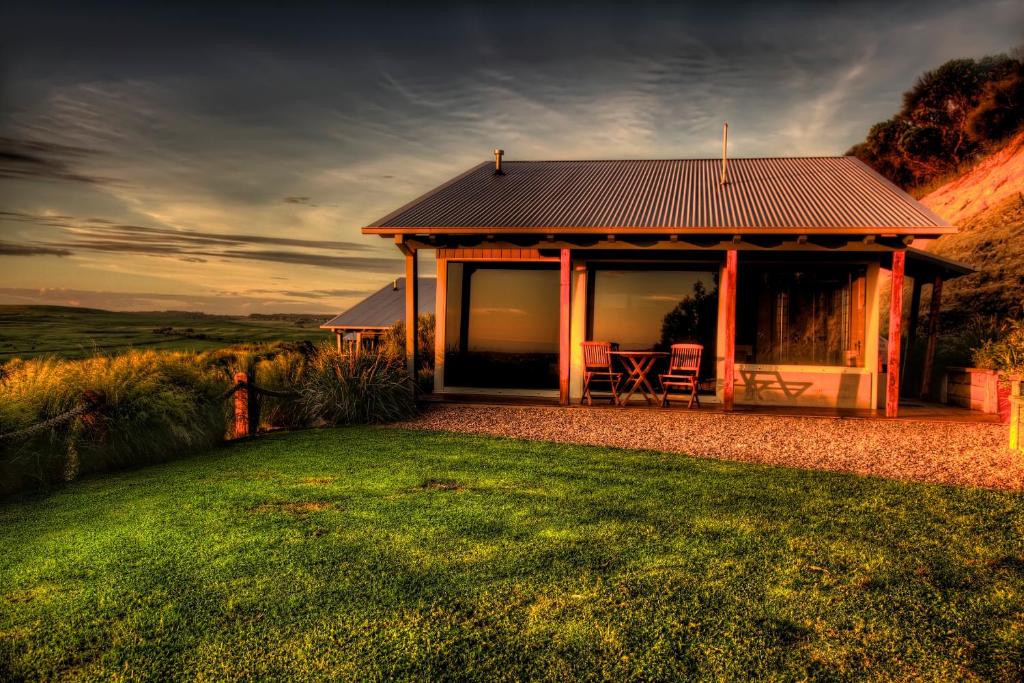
[401,400,1020,490]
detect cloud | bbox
[0,241,72,256]
[240,287,371,299]
[0,210,401,271]
[1,211,372,251]
[212,249,399,271]
[0,136,120,185]
[283,196,312,204]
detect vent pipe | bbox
[720,122,729,186]
[493,148,505,175]
[393,278,398,291]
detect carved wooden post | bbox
[886,251,905,418]
[233,372,249,438]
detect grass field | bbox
[2,428,1023,681]
[0,305,334,360]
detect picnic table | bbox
[611,350,668,405]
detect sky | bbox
[0,1,1021,315]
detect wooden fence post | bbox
[81,390,107,443]
[233,372,250,438]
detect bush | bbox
[0,351,227,496]
[971,318,1024,375]
[300,346,417,426]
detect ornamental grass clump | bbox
[300,346,416,426]
[255,349,308,430]
[972,318,1024,375]
[0,351,226,496]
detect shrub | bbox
[0,351,227,496]
[971,318,1024,375]
[300,345,416,426]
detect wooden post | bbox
[247,367,260,433]
[920,276,943,399]
[405,249,418,389]
[722,249,737,411]
[233,372,249,438]
[886,251,905,418]
[80,390,108,444]
[434,257,448,394]
[559,248,571,405]
[335,330,342,353]
[902,278,922,396]
[354,331,363,358]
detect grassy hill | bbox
[919,130,1024,327]
[0,306,334,361]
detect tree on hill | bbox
[848,49,1024,189]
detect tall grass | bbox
[0,351,226,496]
[0,340,417,497]
[256,350,309,429]
[301,346,416,425]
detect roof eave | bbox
[363,225,957,236]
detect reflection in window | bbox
[736,266,867,367]
[589,268,719,382]
[445,264,559,389]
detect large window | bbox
[445,263,559,389]
[736,265,867,367]
[589,267,719,382]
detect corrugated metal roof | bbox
[367,157,951,233]
[321,278,436,330]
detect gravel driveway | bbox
[394,404,1023,490]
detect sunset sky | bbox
[1,1,1021,315]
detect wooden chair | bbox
[659,343,702,408]
[581,341,622,406]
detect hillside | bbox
[919,130,1024,324]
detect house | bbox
[363,148,970,417]
[321,277,435,354]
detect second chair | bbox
[659,343,703,408]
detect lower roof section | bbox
[321,277,436,330]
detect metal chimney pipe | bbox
[493,148,505,175]
[720,122,729,186]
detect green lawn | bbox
[1,428,1022,680]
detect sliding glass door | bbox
[588,266,719,385]
[445,263,560,389]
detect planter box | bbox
[945,367,1000,415]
